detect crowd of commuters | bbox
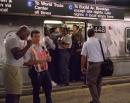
[44,25,84,86]
[3,25,106,103]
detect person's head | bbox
[31,30,41,44]
[49,27,55,34]
[44,27,50,36]
[87,29,95,37]
[61,27,69,36]
[16,25,30,40]
[73,24,79,32]
[55,27,60,33]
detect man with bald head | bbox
[3,25,32,103]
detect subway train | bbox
[0,16,130,87]
[0,0,130,87]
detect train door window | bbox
[65,21,85,41]
[125,27,130,52]
[43,20,86,42]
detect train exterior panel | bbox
[97,20,130,76]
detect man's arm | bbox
[45,37,56,50]
[46,53,52,62]
[11,40,32,60]
[81,55,87,74]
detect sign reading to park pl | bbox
[0,0,124,19]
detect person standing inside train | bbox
[50,27,62,83]
[24,30,53,103]
[57,27,72,86]
[3,25,31,103]
[70,24,83,82]
[81,29,107,103]
[44,27,57,86]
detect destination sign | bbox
[0,0,124,19]
[0,0,13,12]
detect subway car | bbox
[0,0,130,88]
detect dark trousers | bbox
[29,69,52,103]
[48,49,58,83]
[52,49,60,83]
[87,62,102,103]
[69,53,81,81]
[5,94,20,103]
[58,49,70,85]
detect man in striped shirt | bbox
[24,30,53,103]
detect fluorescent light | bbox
[101,18,123,21]
[51,15,98,20]
[44,20,63,24]
[65,21,84,24]
[124,17,130,21]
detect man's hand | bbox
[46,53,51,62]
[81,55,87,74]
[27,40,32,47]
[36,60,43,64]
[81,68,86,74]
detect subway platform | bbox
[0,76,130,103]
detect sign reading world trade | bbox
[0,0,124,19]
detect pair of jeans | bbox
[58,49,70,85]
[29,69,52,103]
[5,94,20,103]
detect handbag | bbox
[99,40,114,77]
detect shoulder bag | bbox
[99,40,114,77]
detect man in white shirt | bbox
[81,29,107,103]
[4,25,32,103]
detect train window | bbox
[127,29,130,38]
[125,27,130,52]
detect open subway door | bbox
[43,20,86,41]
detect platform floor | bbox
[20,83,130,103]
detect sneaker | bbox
[51,81,57,87]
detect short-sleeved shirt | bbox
[81,37,107,62]
[24,44,48,72]
[5,34,25,67]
